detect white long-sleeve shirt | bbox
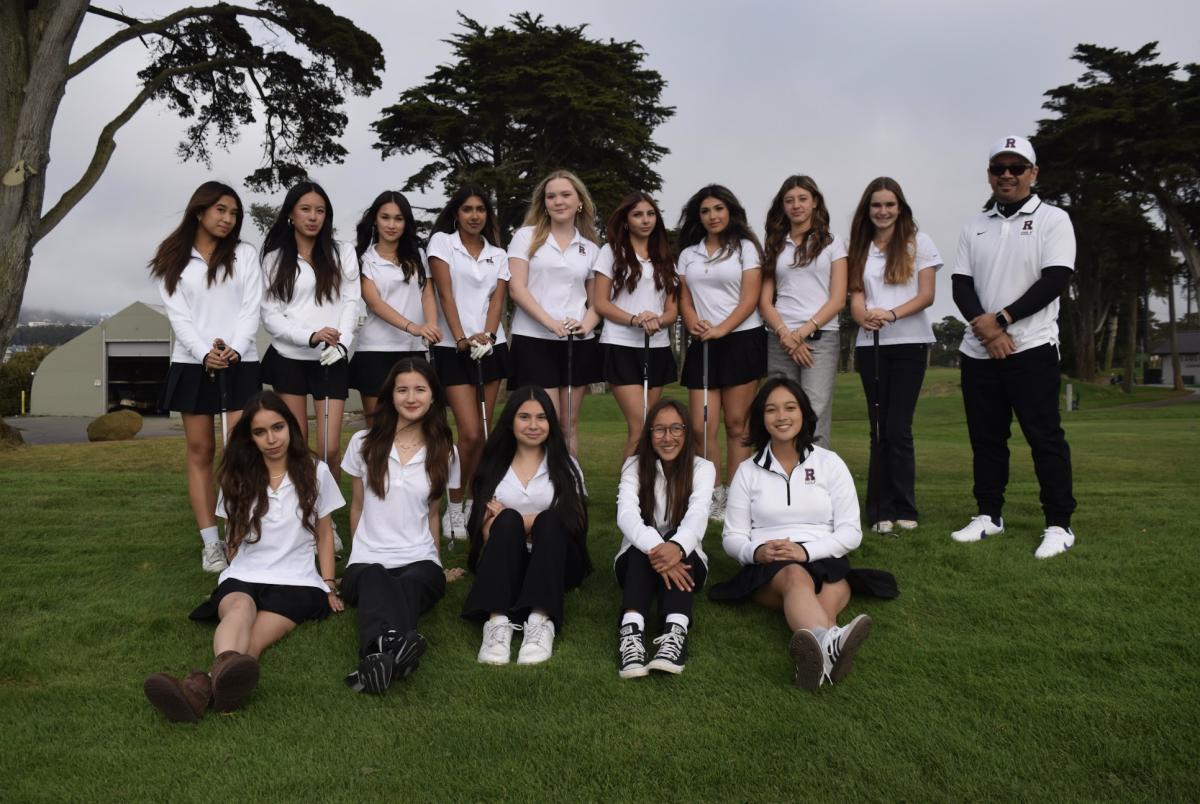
[260,240,361,359]
[615,455,715,571]
[722,444,862,566]
[160,243,263,364]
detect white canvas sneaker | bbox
[1034,526,1075,559]
[709,486,727,523]
[478,619,521,665]
[516,617,556,664]
[951,515,1004,543]
[821,614,872,684]
[871,520,894,534]
[201,541,229,573]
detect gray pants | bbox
[766,333,839,449]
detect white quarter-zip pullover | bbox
[160,242,263,364]
[260,240,362,359]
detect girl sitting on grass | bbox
[460,386,591,666]
[143,390,344,722]
[340,358,465,695]
[614,399,714,679]
[708,377,898,690]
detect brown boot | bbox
[210,651,260,713]
[144,672,209,723]
[182,670,213,710]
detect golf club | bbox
[215,340,229,447]
[642,329,650,423]
[476,356,488,440]
[702,340,709,461]
[566,329,574,448]
[872,328,887,535]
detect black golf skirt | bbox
[508,334,603,389]
[160,361,262,416]
[601,343,678,388]
[708,556,899,601]
[261,345,349,400]
[189,577,331,625]
[431,342,513,387]
[348,350,429,397]
[680,328,767,389]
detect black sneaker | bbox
[823,614,872,684]
[647,623,688,674]
[382,629,428,680]
[617,623,648,679]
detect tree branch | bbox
[69,4,285,81]
[35,57,249,243]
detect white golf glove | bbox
[469,341,493,361]
[319,343,347,366]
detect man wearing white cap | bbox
[949,135,1077,559]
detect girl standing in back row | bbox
[676,185,766,522]
[152,181,264,574]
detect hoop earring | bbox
[453,220,459,231]
[624,224,629,230]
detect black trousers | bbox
[460,509,585,631]
[960,343,1075,528]
[615,546,707,632]
[341,560,446,658]
[857,343,927,523]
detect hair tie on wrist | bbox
[774,324,787,335]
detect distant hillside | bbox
[11,324,90,347]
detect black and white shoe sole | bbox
[391,631,428,679]
[789,630,824,691]
[618,663,649,679]
[355,652,395,695]
[647,658,685,675]
[829,614,872,684]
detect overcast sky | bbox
[22,0,1200,324]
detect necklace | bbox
[270,470,286,479]
[394,427,422,452]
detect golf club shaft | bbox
[873,329,881,528]
[566,332,574,447]
[323,364,330,466]
[702,340,709,461]
[642,330,650,423]
[477,358,488,440]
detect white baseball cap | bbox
[989,136,1036,165]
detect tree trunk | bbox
[1103,310,1118,373]
[1155,191,1200,285]
[1122,289,1137,395]
[0,1,90,445]
[1168,275,1184,391]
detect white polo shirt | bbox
[261,240,362,360]
[954,195,1075,359]
[216,460,345,591]
[614,455,715,571]
[594,243,673,349]
[855,232,943,347]
[342,430,461,569]
[494,455,587,514]
[771,234,848,333]
[721,444,862,566]
[356,246,430,353]
[507,225,599,341]
[677,240,762,333]
[427,232,510,349]
[161,242,263,364]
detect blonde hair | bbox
[521,170,599,257]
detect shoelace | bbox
[619,631,646,664]
[523,619,551,648]
[652,627,686,661]
[483,621,521,648]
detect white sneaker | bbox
[951,514,1004,543]
[896,520,918,530]
[478,619,521,665]
[1035,526,1075,559]
[516,617,556,664]
[871,520,894,534]
[201,541,228,573]
[821,614,872,684]
[709,486,727,523]
[332,521,343,553]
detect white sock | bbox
[665,614,689,631]
[487,614,509,626]
[811,626,829,643]
[448,499,464,515]
[464,499,474,516]
[621,612,645,630]
[200,526,220,546]
[527,612,548,626]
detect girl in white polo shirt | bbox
[676,185,766,522]
[594,192,680,458]
[427,185,512,539]
[348,191,441,419]
[614,398,714,679]
[260,181,361,485]
[506,170,603,453]
[150,181,264,574]
[708,378,898,691]
[340,358,464,695]
[143,390,345,723]
[758,175,847,450]
[847,177,941,535]
[460,386,590,666]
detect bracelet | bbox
[890,310,898,322]
[774,324,787,335]
[404,322,411,334]
[323,578,336,583]
[456,336,468,346]
[630,314,637,326]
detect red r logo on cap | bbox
[1006,138,1016,148]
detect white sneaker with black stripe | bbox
[617,623,648,679]
[821,614,873,684]
[951,514,1004,543]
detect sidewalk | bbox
[3,416,184,445]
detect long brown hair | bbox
[675,184,763,264]
[520,170,599,257]
[635,398,696,531]
[262,181,343,305]
[604,192,679,299]
[149,181,243,295]
[847,177,917,292]
[218,391,319,552]
[428,184,502,247]
[360,358,454,502]
[761,175,833,282]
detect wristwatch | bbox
[995,311,1010,329]
[486,332,497,343]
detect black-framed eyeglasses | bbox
[989,163,1034,177]
[651,424,686,437]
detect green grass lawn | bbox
[1,369,1198,803]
